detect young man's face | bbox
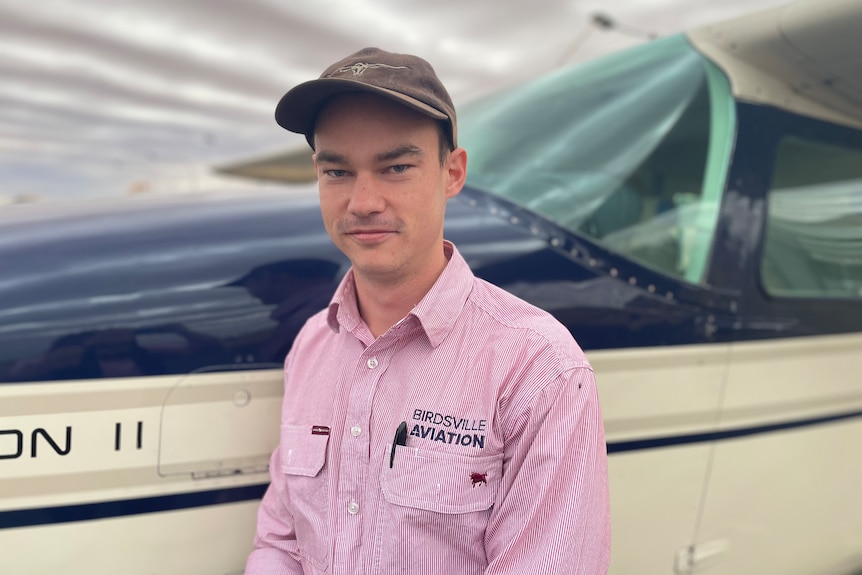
[313,93,466,288]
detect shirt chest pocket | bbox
[280,424,329,476]
[382,449,503,514]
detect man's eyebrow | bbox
[314,151,347,164]
[375,145,423,163]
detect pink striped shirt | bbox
[246,242,610,575]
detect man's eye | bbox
[325,169,347,178]
[389,165,410,174]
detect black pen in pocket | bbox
[389,421,408,468]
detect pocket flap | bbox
[279,424,329,477]
[382,449,503,514]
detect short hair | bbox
[436,121,454,166]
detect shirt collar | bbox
[326,241,474,347]
[326,271,360,334]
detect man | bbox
[246,47,610,575]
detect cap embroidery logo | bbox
[470,472,487,487]
[332,62,408,76]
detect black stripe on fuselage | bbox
[0,483,268,530]
[2,409,860,529]
[607,408,862,453]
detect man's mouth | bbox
[345,229,395,243]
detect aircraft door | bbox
[691,121,862,575]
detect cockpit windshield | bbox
[459,35,735,284]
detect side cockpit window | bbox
[761,137,862,299]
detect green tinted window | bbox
[762,137,862,298]
[460,35,735,284]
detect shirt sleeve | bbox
[244,447,305,575]
[484,365,611,575]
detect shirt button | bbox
[366,357,378,369]
[347,500,360,515]
[350,425,362,437]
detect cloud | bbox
[0,0,790,201]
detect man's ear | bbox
[445,147,467,199]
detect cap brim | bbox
[275,78,448,141]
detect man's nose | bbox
[347,172,384,216]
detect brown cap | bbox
[275,47,457,150]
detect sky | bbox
[0,0,792,204]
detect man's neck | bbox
[354,284,418,339]
[353,256,449,339]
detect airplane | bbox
[1,0,860,573]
